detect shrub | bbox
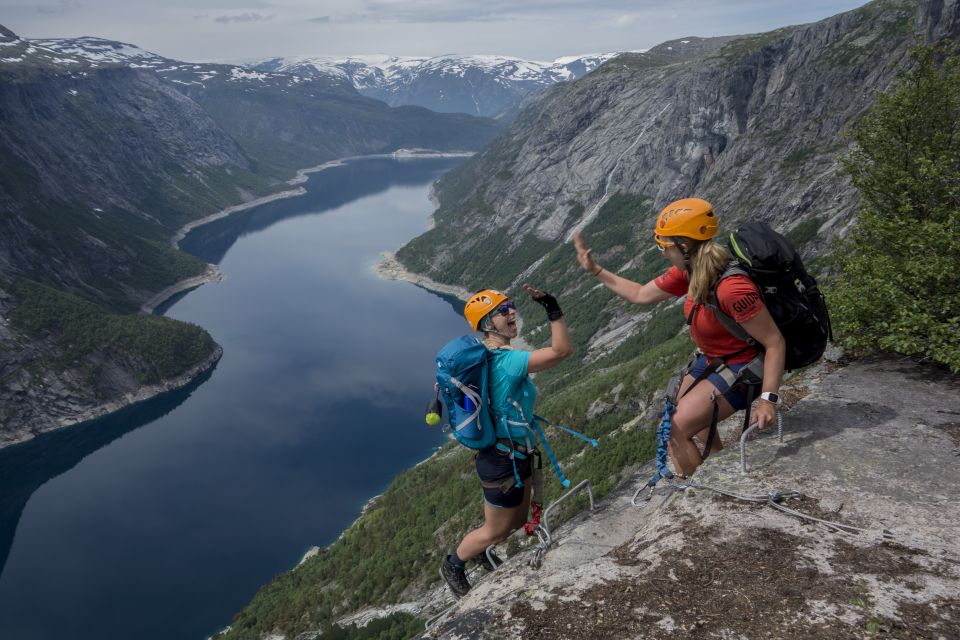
[830,44,960,372]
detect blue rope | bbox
[646,399,676,488]
[533,415,599,448]
[530,419,571,488]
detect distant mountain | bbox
[251,52,622,118]
[30,36,356,95]
[31,36,504,172]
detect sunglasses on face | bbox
[495,301,515,315]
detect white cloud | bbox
[213,12,276,23]
[35,0,81,15]
[4,0,872,63]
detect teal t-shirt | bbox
[487,347,537,442]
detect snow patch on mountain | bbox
[248,51,625,117]
[22,35,354,94]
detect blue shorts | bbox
[476,446,532,509]
[687,354,750,411]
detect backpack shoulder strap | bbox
[706,262,753,344]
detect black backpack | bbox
[707,221,833,371]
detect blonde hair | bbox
[683,238,733,303]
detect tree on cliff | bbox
[832,43,960,373]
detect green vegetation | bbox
[19,201,208,312]
[830,44,960,372]
[9,279,216,385]
[813,0,914,69]
[784,215,827,247]
[709,27,797,63]
[323,614,423,640]
[223,10,960,640]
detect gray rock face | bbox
[421,357,960,638]
[406,0,956,287]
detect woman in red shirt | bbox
[573,198,786,477]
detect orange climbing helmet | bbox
[464,289,509,331]
[654,197,718,248]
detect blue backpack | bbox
[432,335,598,487]
[434,335,497,450]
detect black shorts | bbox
[475,446,532,509]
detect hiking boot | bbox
[473,549,501,572]
[440,556,471,597]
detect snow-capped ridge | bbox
[247,51,623,117]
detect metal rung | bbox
[739,411,784,474]
[540,478,594,540]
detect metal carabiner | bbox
[631,481,656,507]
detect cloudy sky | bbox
[3,0,871,62]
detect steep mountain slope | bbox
[252,53,619,118]
[0,27,502,443]
[397,0,953,371]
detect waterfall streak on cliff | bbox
[565,102,672,242]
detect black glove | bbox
[531,292,563,321]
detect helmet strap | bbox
[679,240,693,271]
[484,329,511,346]
[482,318,512,344]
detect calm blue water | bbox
[0,157,469,640]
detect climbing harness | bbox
[632,347,762,505]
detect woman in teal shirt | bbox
[440,284,572,597]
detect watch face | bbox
[762,392,780,404]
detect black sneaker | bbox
[473,550,502,572]
[440,556,472,597]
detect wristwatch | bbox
[759,392,780,405]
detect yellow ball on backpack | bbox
[425,412,441,426]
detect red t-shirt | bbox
[654,266,764,364]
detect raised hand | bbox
[573,231,599,274]
[523,284,563,321]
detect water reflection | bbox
[0,365,215,575]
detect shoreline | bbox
[155,149,475,312]
[373,252,533,351]
[52,345,224,431]
[0,345,226,449]
[140,264,225,315]
[373,251,473,301]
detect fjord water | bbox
[0,157,468,640]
